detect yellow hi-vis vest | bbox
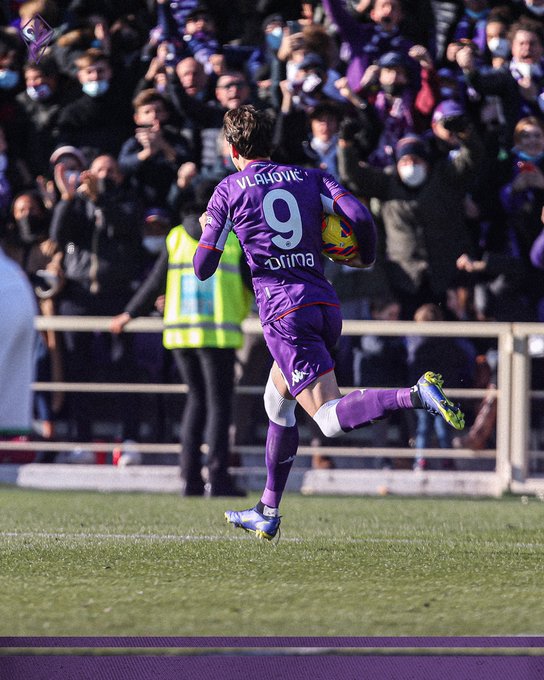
[163,225,251,349]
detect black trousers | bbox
[171,346,235,486]
[58,289,139,441]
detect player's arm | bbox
[192,182,231,281]
[193,229,222,280]
[335,192,377,268]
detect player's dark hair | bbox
[223,105,274,159]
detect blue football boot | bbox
[224,506,281,541]
[414,371,465,430]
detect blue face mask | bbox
[266,27,283,52]
[516,149,544,163]
[465,7,489,20]
[26,83,53,101]
[82,79,110,97]
[0,69,20,90]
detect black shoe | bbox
[181,480,205,497]
[208,481,247,497]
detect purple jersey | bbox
[197,160,375,325]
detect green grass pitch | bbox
[1,487,543,637]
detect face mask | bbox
[17,215,48,244]
[398,163,427,187]
[465,8,489,20]
[82,79,110,97]
[487,37,510,58]
[0,69,20,89]
[516,149,544,163]
[266,27,283,52]
[26,83,53,101]
[142,235,166,254]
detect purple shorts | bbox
[262,304,342,396]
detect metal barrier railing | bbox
[0,316,541,492]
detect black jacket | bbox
[50,183,143,295]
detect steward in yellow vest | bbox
[111,214,252,497]
[163,225,251,350]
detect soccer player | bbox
[193,105,465,540]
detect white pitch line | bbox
[0,531,543,550]
[0,530,300,543]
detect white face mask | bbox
[398,163,427,187]
[487,37,510,58]
[82,79,110,97]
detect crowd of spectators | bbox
[2,0,544,465]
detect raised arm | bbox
[193,182,230,280]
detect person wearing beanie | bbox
[339,123,483,318]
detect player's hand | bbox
[341,254,373,269]
[199,211,208,232]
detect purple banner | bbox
[1,654,543,679]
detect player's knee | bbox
[313,399,343,438]
[264,374,297,427]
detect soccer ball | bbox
[321,213,359,262]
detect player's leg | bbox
[301,369,464,438]
[224,362,296,540]
[294,307,464,437]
